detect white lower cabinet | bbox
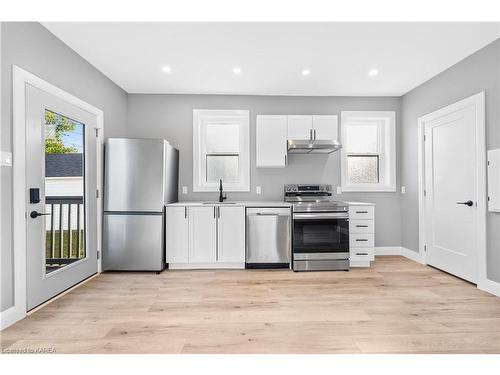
[188,206,217,263]
[166,205,245,268]
[165,206,189,263]
[217,206,246,263]
[349,204,375,267]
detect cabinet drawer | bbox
[349,219,374,234]
[349,233,374,247]
[349,206,374,220]
[350,247,374,261]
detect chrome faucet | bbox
[219,179,227,203]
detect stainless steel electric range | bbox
[285,184,349,271]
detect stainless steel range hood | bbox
[287,139,342,154]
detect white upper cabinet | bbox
[287,115,338,141]
[256,115,288,168]
[287,115,313,140]
[312,115,338,141]
[217,206,245,263]
[188,206,217,263]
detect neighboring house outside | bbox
[45,154,84,230]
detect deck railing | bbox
[45,196,85,268]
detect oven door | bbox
[293,212,349,254]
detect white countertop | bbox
[167,201,292,207]
[344,201,376,206]
[167,200,374,207]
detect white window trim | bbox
[340,111,396,192]
[193,109,250,192]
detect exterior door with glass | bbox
[26,84,98,310]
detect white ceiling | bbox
[43,22,500,96]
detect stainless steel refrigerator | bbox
[103,138,179,271]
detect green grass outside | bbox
[45,230,85,260]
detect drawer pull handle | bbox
[356,239,368,242]
[356,211,369,214]
[356,225,368,227]
[356,252,368,256]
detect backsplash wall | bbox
[126,94,402,246]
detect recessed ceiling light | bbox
[368,69,379,77]
[301,69,311,76]
[232,66,242,75]
[162,66,172,74]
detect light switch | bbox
[1,151,12,167]
[256,186,262,195]
[336,186,342,194]
[401,186,406,194]
[182,186,188,194]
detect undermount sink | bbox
[202,202,237,204]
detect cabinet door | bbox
[312,115,338,141]
[165,206,189,263]
[256,115,287,168]
[217,206,245,263]
[188,206,217,263]
[287,115,313,140]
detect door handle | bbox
[456,200,474,207]
[30,210,50,219]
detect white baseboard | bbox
[350,260,370,267]
[0,305,25,330]
[478,278,500,297]
[169,262,245,270]
[374,246,402,256]
[400,247,425,264]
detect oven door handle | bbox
[293,213,348,220]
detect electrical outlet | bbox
[256,186,262,195]
[336,186,342,194]
[401,186,406,194]
[182,186,188,194]
[1,151,12,167]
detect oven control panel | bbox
[284,184,332,195]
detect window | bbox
[193,109,250,192]
[340,111,396,192]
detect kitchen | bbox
[104,110,381,272]
[1,19,500,362]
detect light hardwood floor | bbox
[1,256,499,354]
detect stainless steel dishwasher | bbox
[246,207,291,268]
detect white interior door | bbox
[424,102,479,283]
[26,84,98,310]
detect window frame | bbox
[193,109,250,192]
[340,111,396,192]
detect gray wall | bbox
[401,38,500,282]
[1,22,128,311]
[127,94,402,248]
[2,23,498,314]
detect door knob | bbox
[456,200,474,207]
[30,211,50,218]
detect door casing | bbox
[2,66,104,330]
[417,92,487,287]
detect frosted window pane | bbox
[206,155,239,183]
[205,123,239,153]
[345,123,379,153]
[347,156,379,184]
